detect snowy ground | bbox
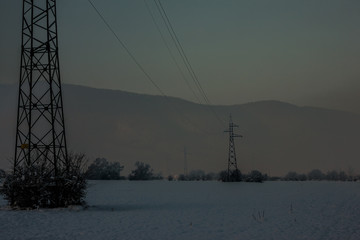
[1,181,360,240]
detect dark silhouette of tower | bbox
[14,0,67,179]
[224,114,242,181]
[184,146,188,178]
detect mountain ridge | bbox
[2,83,360,115]
[1,83,359,176]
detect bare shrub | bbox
[1,153,87,209]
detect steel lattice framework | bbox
[14,0,67,175]
[224,114,242,181]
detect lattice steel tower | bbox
[224,114,242,181]
[14,0,68,174]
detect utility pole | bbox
[183,146,188,178]
[14,0,68,204]
[224,114,242,181]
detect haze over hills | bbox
[1,84,360,176]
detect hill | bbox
[1,84,360,176]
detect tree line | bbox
[1,158,358,182]
[80,158,268,182]
[85,158,163,181]
[279,169,359,181]
[78,158,268,182]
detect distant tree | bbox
[219,169,242,182]
[177,171,217,181]
[298,174,307,181]
[188,170,206,181]
[267,176,281,181]
[128,162,154,180]
[284,171,307,181]
[307,169,325,181]
[178,174,187,181]
[152,172,164,180]
[347,167,355,181]
[325,170,339,181]
[205,172,217,181]
[263,173,269,181]
[86,158,124,180]
[354,175,360,182]
[284,171,299,181]
[338,171,348,181]
[245,170,264,183]
[230,169,242,182]
[0,169,6,179]
[218,170,228,182]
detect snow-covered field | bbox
[1,181,360,240]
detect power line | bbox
[153,0,226,127]
[87,0,220,135]
[87,0,166,97]
[143,0,203,104]
[153,0,205,102]
[154,0,210,104]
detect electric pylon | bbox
[183,147,188,177]
[224,114,242,182]
[14,0,68,182]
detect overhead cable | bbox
[87,0,220,135]
[153,0,226,127]
[143,0,203,104]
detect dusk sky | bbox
[1,0,360,113]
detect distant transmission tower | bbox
[224,114,242,181]
[183,146,188,177]
[14,0,68,178]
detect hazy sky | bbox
[1,0,360,113]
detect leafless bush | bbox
[0,153,87,209]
